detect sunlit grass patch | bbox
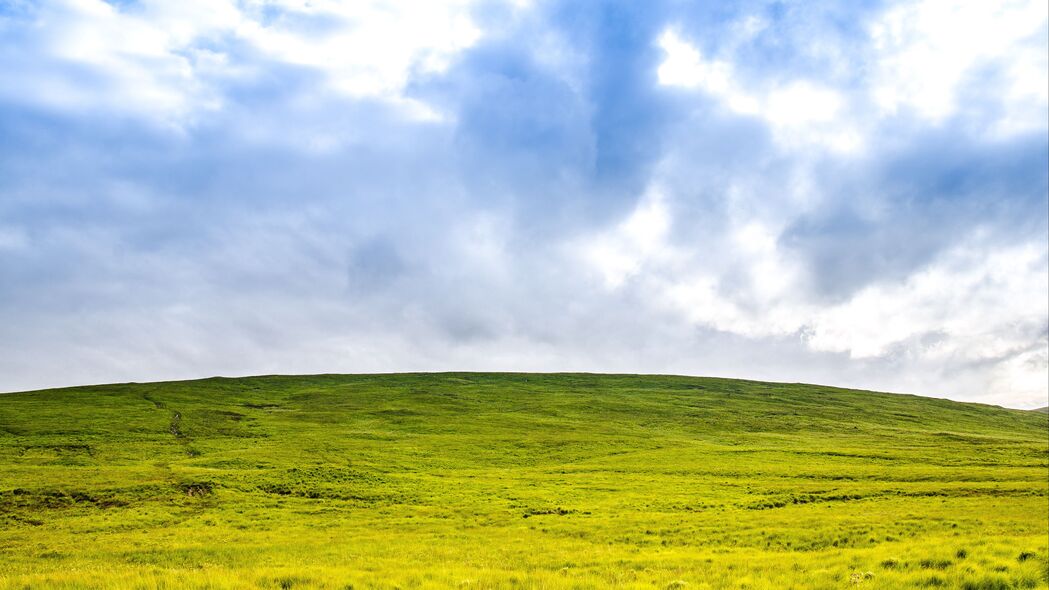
[0,373,1046,589]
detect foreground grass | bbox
[0,373,1046,589]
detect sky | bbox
[0,0,1046,408]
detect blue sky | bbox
[1,0,1046,407]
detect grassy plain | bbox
[0,373,1046,589]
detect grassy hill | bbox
[0,373,1046,589]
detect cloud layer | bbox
[1,0,1046,407]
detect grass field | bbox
[0,373,1046,589]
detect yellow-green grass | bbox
[0,373,1045,589]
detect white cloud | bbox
[0,0,499,125]
[576,186,1047,405]
[807,242,1048,361]
[765,82,841,126]
[869,0,1048,135]
[576,188,675,289]
[663,235,1047,372]
[0,0,232,123]
[659,0,1048,149]
[236,0,482,109]
[985,347,1049,407]
[0,0,1045,410]
[657,30,757,113]
[656,30,862,154]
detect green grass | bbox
[0,373,1046,589]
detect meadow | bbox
[0,373,1045,589]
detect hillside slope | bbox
[0,373,1046,589]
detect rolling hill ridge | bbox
[0,373,1046,589]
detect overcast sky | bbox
[1,0,1046,408]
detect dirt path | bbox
[169,411,183,438]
